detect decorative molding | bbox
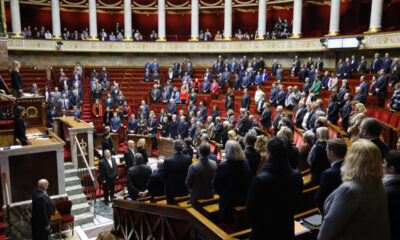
[7,32,400,53]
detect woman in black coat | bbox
[327,94,339,125]
[307,127,330,185]
[11,60,23,98]
[13,106,27,145]
[212,141,251,228]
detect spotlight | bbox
[56,41,63,50]
[356,36,365,46]
[320,38,327,47]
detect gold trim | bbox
[223,36,232,41]
[156,37,167,41]
[365,27,381,34]
[189,36,199,41]
[89,35,98,40]
[123,36,133,41]
[0,0,7,37]
[11,33,24,38]
[255,34,265,40]
[290,33,302,38]
[52,34,62,39]
[325,31,339,37]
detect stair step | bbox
[71,202,91,215]
[65,176,81,187]
[74,212,94,225]
[69,193,89,204]
[66,185,84,195]
[64,162,75,170]
[65,168,78,178]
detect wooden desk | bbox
[54,117,95,168]
[158,137,173,158]
[126,134,154,154]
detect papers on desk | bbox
[0,145,22,151]
[35,137,49,141]
[21,93,34,98]
[26,132,43,140]
[294,221,310,236]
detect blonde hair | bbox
[355,103,367,114]
[255,135,267,153]
[316,127,330,142]
[137,138,146,148]
[341,139,383,183]
[11,60,20,72]
[277,126,293,144]
[228,130,236,140]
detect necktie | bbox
[329,78,333,86]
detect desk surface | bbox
[25,128,65,147]
[55,117,92,129]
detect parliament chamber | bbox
[0,0,400,239]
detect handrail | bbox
[73,134,94,182]
[2,173,10,207]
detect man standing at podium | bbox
[99,149,118,205]
[31,179,55,240]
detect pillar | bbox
[88,0,98,40]
[291,0,302,38]
[223,0,232,40]
[190,0,199,41]
[51,0,62,39]
[256,0,267,39]
[366,0,383,33]
[326,0,341,36]
[10,0,22,37]
[124,0,133,40]
[157,0,166,41]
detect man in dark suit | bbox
[291,55,301,76]
[260,103,271,130]
[271,59,279,76]
[99,149,118,204]
[151,84,161,103]
[198,101,208,123]
[201,79,211,93]
[244,133,261,179]
[350,55,358,73]
[314,138,347,214]
[382,52,392,73]
[315,57,324,72]
[46,107,58,128]
[31,179,55,240]
[275,85,286,107]
[127,153,152,200]
[203,68,212,81]
[163,140,192,204]
[127,113,138,134]
[273,106,283,134]
[341,93,352,132]
[241,89,251,110]
[144,159,165,198]
[371,52,382,73]
[375,69,388,106]
[103,107,112,127]
[177,116,189,139]
[298,64,308,82]
[358,55,367,73]
[230,58,238,74]
[123,140,136,168]
[359,76,369,101]
[167,99,177,117]
[246,137,303,240]
[213,117,224,143]
[295,102,307,128]
[360,118,391,160]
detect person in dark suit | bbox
[136,138,149,164]
[275,85,286,107]
[127,153,152,200]
[360,118,391,160]
[353,86,365,103]
[327,94,339,125]
[123,140,136,168]
[11,60,23,98]
[260,103,271,130]
[357,55,367,73]
[127,113,138,134]
[271,59,279,76]
[213,140,251,226]
[291,55,301,76]
[371,52,382,73]
[163,140,192,204]
[315,57,324,72]
[177,116,190,139]
[99,149,118,204]
[273,106,283,134]
[375,69,388,107]
[13,106,27,145]
[302,78,312,95]
[110,112,121,133]
[246,137,303,240]
[299,64,308,82]
[294,102,307,128]
[349,55,358,73]
[46,106,58,128]
[241,89,251,110]
[359,76,369,101]
[308,127,331,185]
[145,159,165,198]
[31,179,55,240]
[102,107,113,127]
[166,99,177,117]
[213,117,224,143]
[341,93,352,132]
[147,113,158,136]
[383,150,400,240]
[101,131,114,155]
[244,133,261,179]
[314,138,347,214]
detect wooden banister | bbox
[73,134,94,183]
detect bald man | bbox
[31,179,55,240]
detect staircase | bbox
[81,76,92,123]
[64,162,94,225]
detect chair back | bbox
[55,200,72,216]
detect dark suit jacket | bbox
[101,137,114,155]
[124,149,135,168]
[128,119,138,133]
[244,146,261,178]
[178,122,189,139]
[147,118,157,135]
[241,94,251,109]
[31,189,55,240]
[260,108,271,128]
[11,70,23,90]
[295,108,307,128]
[341,101,352,128]
[371,138,390,160]
[99,157,118,180]
[163,152,192,203]
[137,147,149,164]
[167,103,177,115]
[371,58,382,73]
[327,101,339,125]
[384,177,400,240]
[309,141,330,185]
[147,169,165,197]
[376,75,388,97]
[299,69,308,82]
[13,117,27,145]
[127,164,153,199]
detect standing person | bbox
[318,139,390,240]
[14,106,27,145]
[11,60,23,98]
[31,179,55,240]
[99,149,118,205]
[163,140,192,204]
[123,140,136,169]
[359,118,391,160]
[246,137,303,240]
[185,142,217,209]
[127,153,152,200]
[244,132,261,179]
[308,127,330,185]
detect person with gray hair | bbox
[213,140,251,226]
[163,139,192,204]
[99,149,118,205]
[186,142,217,209]
[308,127,330,185]
[31,179,55,240]
[127,153,152,200]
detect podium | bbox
[53,117,95,168]
[126,134,154,154]
[158,137,174,158]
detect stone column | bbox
[88,0,98,40]
[51,0,62,39]
[190,0,199,41]
[291,0,302,38]
[10,0,22,37]
[124,0,133,40]
[256,0,267,39]
[223,0,232,40]
[157,0,166,41]
[366,0,383,33]
[326,0,341,36]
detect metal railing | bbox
[2,172,11,234]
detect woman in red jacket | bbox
[211,79,219,99]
